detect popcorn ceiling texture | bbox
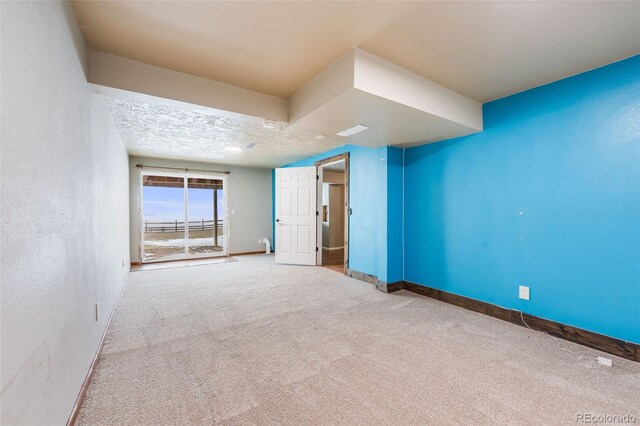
[105,97,343,168]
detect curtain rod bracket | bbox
[136,164,231,175]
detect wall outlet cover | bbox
[519,285,530,300]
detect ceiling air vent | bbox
[336,124,370,137]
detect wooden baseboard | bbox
[346,269,403,294]
[385,281,405,293]
[230,250,268,256]
[400,281,639,363]
[374,279,404,293]
[347,269,378,285]
[66,272,129,426]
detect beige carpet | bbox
[77,255,640,425]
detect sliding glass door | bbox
[141,171,227,263]
[187,177,225,257]
[141,175,186,262]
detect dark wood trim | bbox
[401,281,639,362]
[375,280,404,293]
[230,250,267,256]
[512,310,638,362]
[130,261,141,267]
[314,152,349,167]
[402,282,512,322]
[386,281,405,293]
[315,152,350,276]
[66,272,129,426]
[343,155,350,275]
[346,269,403,295]
[347,269,378,285]
[324,270,638,362]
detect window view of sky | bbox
[143,186,224,222]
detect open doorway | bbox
[315,153,349,274]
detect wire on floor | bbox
[518,310,603,369]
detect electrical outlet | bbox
[519,285,530,300]
[95,303,100,322]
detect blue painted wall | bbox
[386,147,404,283]
[278,145,404,283]
[375,147,388,282]
[404,56,640,343]
[279,145,396,281]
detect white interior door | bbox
[275,167,317,265]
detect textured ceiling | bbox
[104,96,343,168]
[73,1,640,102]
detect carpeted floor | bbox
[77,254,640,425]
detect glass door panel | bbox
[187,177,226,257]
[142,175,186,262]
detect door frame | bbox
[314,152,350,274]
[138,168,229,263]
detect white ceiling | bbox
[76,1,640,167]
[103,95,343,168]
[286,49,483,149]
[73,1,640,102]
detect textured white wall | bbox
[129,157,273,261]
[0,2,130,424]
